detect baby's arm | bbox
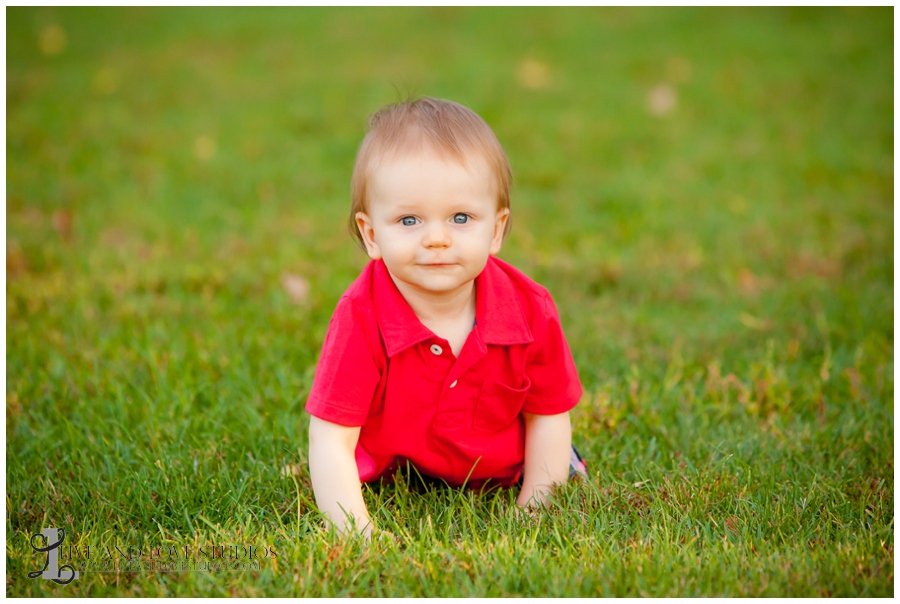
[308,416,373,537]
[516,411,572,509]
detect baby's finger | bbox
[512,504,538,521]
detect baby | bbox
[306,97,584,538]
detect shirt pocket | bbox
[472,377,531,433]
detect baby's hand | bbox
[513,502,541,521]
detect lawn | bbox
[6,6,893,596]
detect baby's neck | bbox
[392,279,476,356]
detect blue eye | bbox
[401,216,417,226]
[453,213,469,224]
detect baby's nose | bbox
[423,222,451,247]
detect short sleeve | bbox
[305,296,382,426]
[523,294,583,415]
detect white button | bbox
[450,380,458,388]
[430,344,443,355]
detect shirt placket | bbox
[430,328,487,431]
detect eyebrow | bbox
[386,206,484,218]
[389,203,420,212]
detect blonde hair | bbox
[349,97,512,249]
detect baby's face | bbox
[356,151,509,299]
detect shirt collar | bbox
[371,257,534,358]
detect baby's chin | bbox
[398,274,476,296]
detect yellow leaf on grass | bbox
[39,24,67,55]
[647,84,676,116]
[516,59,551,90]
[739,313,772,331]
[281,464,303,478]
[281,274,310,304]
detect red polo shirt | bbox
[305,256,582,487]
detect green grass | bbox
[6,6,893,596]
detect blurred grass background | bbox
[6,7,893,596]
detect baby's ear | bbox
[489,208,510,255]
[355,212,382,260]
